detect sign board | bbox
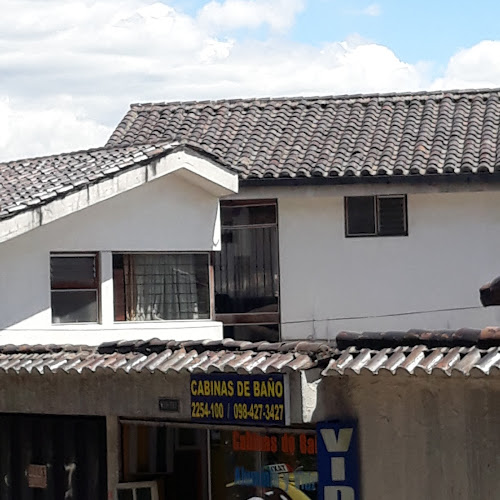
[27,464,47,489]
[190,373,289,426]
[158,398,179,412]
[317,421,360,500]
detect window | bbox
[345,195,407,237]
[116,482,159,500]
[113,253,210,321]
[210,429,318,499]
[214,200,280,342]
[50,254,99,323]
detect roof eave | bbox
[0,146,238,244]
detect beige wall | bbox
[0,365,498,499]
[315,374,500,500]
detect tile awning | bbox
[2,329,500,377]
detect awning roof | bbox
[2,329,500,377]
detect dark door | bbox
[0,414,107,500]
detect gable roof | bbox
[107,88,500,182]
[0,143,175,221]
[0,142,238,243]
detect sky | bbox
[1,0,500,161]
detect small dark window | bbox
[345,196,376,236]
[345,195,407,237]
[50,254,99,323]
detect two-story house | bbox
[2,88,500,500]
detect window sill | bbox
[5,320,224,346]
[50,319,219,330]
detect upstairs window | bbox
[50,254,99,323]
[113,253,210,321]
[214,200,280,342]
[345,195,408,237]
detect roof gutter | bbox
[240,172,500,188]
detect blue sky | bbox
[1,0,500,161]
[173,0,500,73]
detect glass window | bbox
[215,227,279,314]
[345,195,407,237]
[345,196,376,236]
[50,254,98,323]
[113,254,210,321]
[223,324,279,343]
[221,204,277,227]
[215,201,280,342]
[210,429,318,499]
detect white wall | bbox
[234,185,500,340]
[0,171,224,344]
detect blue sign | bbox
[190,373,289,426]
[317,421,360,500]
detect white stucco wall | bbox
[233,185,500,340]
[0,171,225,344]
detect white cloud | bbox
[197,0,306,32]
[361,3,381,16]
[347,3,381,17]
[0,97,111,161]
[0,1,499,162]
[431,40,500,90]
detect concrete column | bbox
[100,251,114,326]
[106,416,121,500]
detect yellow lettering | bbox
[275,381,283,398]
[253,381,260,397]
[197,380,204,395]
[204,380,211,396]
[228,381,234,397]
[237,381,245,396]
[267,379,275,397]
[191,380,197,396]
[244,381,250,397]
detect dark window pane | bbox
[117,490,134,500]
[346,196,376,235]
[214,227,279,314]
[136,488,153,500]
[224,324,279,342]
[51,290,98,323]
[119,254,210,321]
[221,204,276,226]
[378,196,407,236]
[51,256,96,288]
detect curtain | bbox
[124,254,199,321]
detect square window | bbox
[50,254,99,323]
[345,195,407,237]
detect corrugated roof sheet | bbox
[3,329,500,377]
[106,88,500,181]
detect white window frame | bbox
[116,481,159,500]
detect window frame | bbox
[215,199,281,342]
[344,194,408,238]
[50,252,100,324]
[112,251,213,322]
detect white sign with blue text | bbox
[317,421,360,500]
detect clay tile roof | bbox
[0,142,196,222]
[3,328,500,377]
[106,88,500,181]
